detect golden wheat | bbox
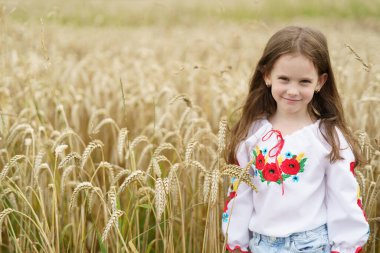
[101,209,124,242]
[154,177,166,221]
[80,140,104,170]
[58,152,81,170]
[117,128,128,162]
[69,181,95,209]
[1,10,379,252]
[0,155,27,181]
[118,170,144,195]
[0,208,13,234]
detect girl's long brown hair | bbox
[227,26,363,165]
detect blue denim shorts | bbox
[249,224,330,253]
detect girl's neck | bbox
[268,112,316,136]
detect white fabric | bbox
[222,119,369,253]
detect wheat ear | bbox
[118,170,144,195]
[101,209,124,242]
[0,155,27,181]
[117,128,128,161]
[169,93,193,108]
[0,208,13,234]
[217,118,227,155]
[61,165,76,194]
[69,182,94,209]
[58,152,81,170]
[92,117,120,135]
[155,177,166,221]
[80,140,104,170]
[221,164,257,192]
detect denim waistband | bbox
[252,224,328,246]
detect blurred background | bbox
[0,0,379,252]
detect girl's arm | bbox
[222,142,254,253]
[325,129,370,253]
[222,180,253,253]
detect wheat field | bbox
[0,1,379,252]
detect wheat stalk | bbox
[33,151,45,171]
[69,182,94,209]
[54,144,68,157]
[221,164,257,192]
[210,169,220,205]
[34,163,50,186]
[217,118,227,155]
[51,128,75,151]
[203,171,211,203]
[101,209,124,242]
[169,93,193,108]
[138,186,155,197]
[118,170,144,195]
[155,177,166,221]
[61,165,76,194]
[345,44,371,72]
[129,136,150,152]
[138,195,151,204]
[0,189,18,209]
[185,140,198,163]
[0,208,13,234]
[168,163,180,204]
[137,143,154,168]
[108,186,117,213]
[6,123,32,146]
[178,107,192,131]
[0,155,27,181]
[92,117,120,135]
[186,160,207,174]
[87,109,109,135]
[118,128,128,161]
[151,157,162,178]
[80,140,104,170]
[96,161,116,183]
[58,152,81,169]
[152,143,176,157]
[112,169,131,186]
[88,187,102,214]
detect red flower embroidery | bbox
[262,163,281,182]
[280,158,300,175]
[255,152,265,170]
[355,246,362,253]
[223,191,237,212]
[350,161,356,176]
[357,199,368,221]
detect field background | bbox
[0,0,379,252]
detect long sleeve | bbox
[325,130,370,253]
[222,141,255,253]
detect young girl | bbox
[221,26,370,253]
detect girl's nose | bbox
[287,87,299,96]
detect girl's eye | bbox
[279,77,289,82]
[300,80,311,85]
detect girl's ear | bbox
[264,72,271,86]
[317,73,328,91]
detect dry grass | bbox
[0,3,379,252]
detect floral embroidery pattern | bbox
[352,161,367,221]
[251,146,307,185]
[222,177,239,223]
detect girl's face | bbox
[264,53,327,119]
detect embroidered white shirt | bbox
[222,119,369,253]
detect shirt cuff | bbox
[226,244,250,253]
